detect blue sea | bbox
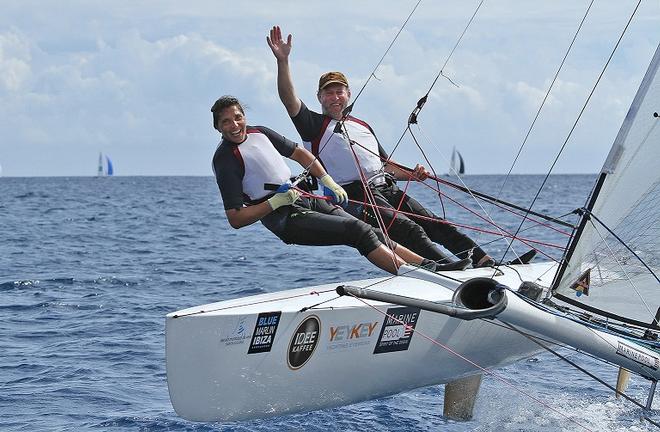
[1,175,657,431]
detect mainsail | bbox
[449,147,465,175]
[97,152,114,176]
[553,43,660,327]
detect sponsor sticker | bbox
[287,315,321,369]
[374,306,420,354]
[219,315,251,346]
[617,341,660,370]
[570,268,591,297]
[247,311,281,354]
[327,321,379,351]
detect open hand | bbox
[267,25,292,61]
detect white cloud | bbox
[0,30,32,92]
[0,1,658,176]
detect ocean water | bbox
[1,175,658,431]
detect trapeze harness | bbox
[218,127,384,257]
[306,115,389,187]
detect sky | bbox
[0,1,658,177]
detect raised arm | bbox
[267,25,302,117]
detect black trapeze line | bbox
[585,209,660,285]
[298,0,423,181]
[502,0,643,271]
[389,0,485,160]
[551,172,607,293]
[496,0,596,200]
[554,292,660,332]
[349,0,424,108]
[391,159,575,229]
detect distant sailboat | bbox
[449,146,465,175]
[97,152,114,176]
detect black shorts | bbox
[262,197,383,256]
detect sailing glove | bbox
[320,174,348,205]
[267,189,300,210]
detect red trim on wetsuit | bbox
[310,116,332,169]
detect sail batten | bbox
[553,43,660,326]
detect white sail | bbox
[554,43,660,325]
[97,152,104,176]
[97,152,114,176]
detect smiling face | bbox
[317,83,351,120]
[217,104,247,144]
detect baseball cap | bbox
[318,71,349,91]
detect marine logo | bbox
[220,315,251,347]
[373,306,420,354]
[247,311,281,354]
[287,315,321,369]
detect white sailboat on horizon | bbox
[97,152,114,177]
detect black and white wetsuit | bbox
[291,102,488,264]
[212,125,385,256]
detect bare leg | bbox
[366,245,407,274]
[390,243,424,265]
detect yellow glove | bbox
[267,189,300,210]
[320,174,348,205]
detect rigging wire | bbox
[348,0,425,109]
[294,0,423,184]
[586,208,660,286]
[499,0,644,275]
[413,124,540,261]
[495,0,596,201]
[388,0,486,158]
[588,215,656,321]
[343,290,596,432]
[330,131,575,253]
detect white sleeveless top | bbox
[305,117,383,185]
[238,130,292,201]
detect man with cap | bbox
[266,25,515,268]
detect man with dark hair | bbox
[211,95,470,274]
[265,26,527,268]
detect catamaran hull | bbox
[166,263,557,422]
[492,289,660,381]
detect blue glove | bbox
[323,186,346,208]
[320,174,348,206]
[275,182,292,193]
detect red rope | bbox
[298,189,564,251]
[348,138,573,238]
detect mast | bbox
[97,152,104,176]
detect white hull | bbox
[166,262,558,422]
